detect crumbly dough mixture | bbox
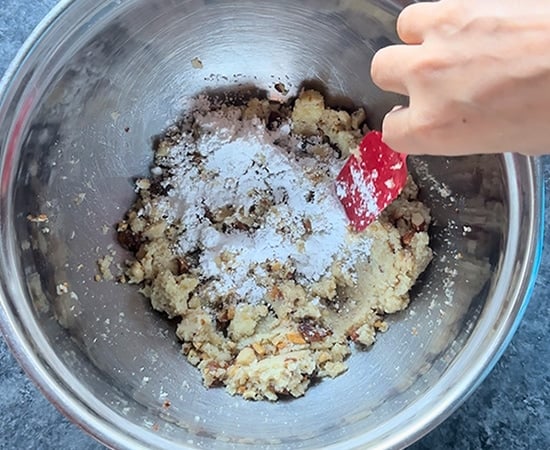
[117,90,433,401]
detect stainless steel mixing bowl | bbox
[0,0,544,449]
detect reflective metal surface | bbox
[0,1,544,449]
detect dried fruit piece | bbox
[302,217,313,235]
[298,319,332,343]
[176,258,190,275]
[117,228,142,253]
[401,231,415,247]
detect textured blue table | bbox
[1,1,549,449]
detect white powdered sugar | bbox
[344,165,379,222]
[152,99,373,304]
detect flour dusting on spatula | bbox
[336,131,408,231]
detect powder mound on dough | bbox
[117,89,433,401]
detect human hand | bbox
[371,0,550,156]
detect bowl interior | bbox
[0,0,536,449]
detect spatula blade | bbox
[336,131,408,231]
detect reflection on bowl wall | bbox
[0,0,543,449]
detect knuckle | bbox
[462,16,501,34]
[409,111,439,137]
[409,107,455,146]
[410,52,452,81]
[418,1,463,37]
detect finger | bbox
[381,106,417,154]
[398,0,461,45]
[371,45,414,96]
[397,2,440,44]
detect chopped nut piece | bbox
[136,178,150,190]
[252,342,266,356]
[268,286,282,300]
[191,57,204,69]
[56,282,69,296]
[226,307,235,321]
[373,320,388,332]
[276,341,287,351]
[287,332,307,345]
[27,213,49,223]
[236,347,256,365]
[96,255,114,282]
[351,108,367,130]
[317,351,331,364]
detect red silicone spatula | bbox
[336,131,408,232]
